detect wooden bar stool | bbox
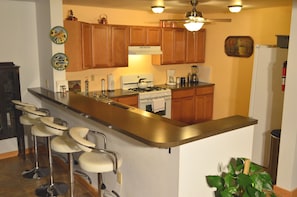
[35,116,69,197]
[11,100,50,179]
[69,127,122,197]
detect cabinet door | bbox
[171,88,195,124]
[146,27,161,46]
[81,22,93,69]
[92,24,111,68]
[113,95,138,108]
[174,28,186,63]
[160,28,174,64]
[195,86,214,122]
[130,26,146,45]
[111,25,129,67]
[64,21,83,72]
[186,29,206,63]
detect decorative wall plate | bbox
[225,36,254,57]
[50,26,68,44]
[51,53,69,71]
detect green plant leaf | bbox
[250,172,273,192]
[238,173,252,189]
[206,175,224,190]
[249,162,263,173]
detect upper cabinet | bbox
[130,26,161,46]
[64,21,92,72]
[64,21,206,71]
[152,28,206,65]
[186,29,206,63]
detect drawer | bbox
[172,88,195,99]
[195,86,214,95]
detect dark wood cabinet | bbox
[112,95,138,108]
[186,29,206,63]
[0,62,24,159]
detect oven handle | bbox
[139,96,171,103]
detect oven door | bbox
[139,97,171,119]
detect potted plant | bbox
[206,157,276,197]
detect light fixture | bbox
[151,6,165,14]
[184,22,204,32]
[228,5,242,13]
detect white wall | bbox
[277,0,297,190]
[0,0,41,153]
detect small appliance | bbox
[166,69,176,85]
[191,65,199,84]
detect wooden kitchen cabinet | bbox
[111,25,129,67]
[92,24,111,68]
[195,85,214,122]
[152,27,186,65]
[64,21,92,71]
[92,24,129,68]
[171,85,214,124]
[171,88,195,124]
[186,29,206,63]
[113,95,138,107]
[130,26,161,46]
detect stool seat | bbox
[79,152,122,173]
[51,135,81,153]
[23,106,48,120]
[12,100,35,111]
[31,123,53,137]
[20,114,35,126]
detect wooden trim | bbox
[0,148,32,160]
[274,185,297,197]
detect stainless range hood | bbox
[128,46,162,55]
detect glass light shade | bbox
[228,5,242,13]
[151,6,165,14]
[184,22,204,32]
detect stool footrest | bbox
[22,167,50,179]
[35,182,68,197]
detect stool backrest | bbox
[23,106,48,119]
[40,117,68,136]
[69,127,95,152]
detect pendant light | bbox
[184,22,204,32]
[151,6,165,14]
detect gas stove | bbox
[121,74,172,118]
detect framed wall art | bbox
[224,36,254,57]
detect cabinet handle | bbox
[6,112,11,127]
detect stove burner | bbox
[128,87,166,92]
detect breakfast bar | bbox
[28,87,257,197]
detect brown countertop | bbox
[28,87,257,148]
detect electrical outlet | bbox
[117,171,122,184]
[91,75,95,81]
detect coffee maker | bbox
[190,65,199,84]
[166,69,176,85]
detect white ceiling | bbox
[63,0,292,14]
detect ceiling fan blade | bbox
[204,18,232,23]
[160,19,188,22]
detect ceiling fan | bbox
[161,0,232,31]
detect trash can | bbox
[268,129,281,184]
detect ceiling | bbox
[63,0,292,14]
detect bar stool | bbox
[41,117,81,197]
[35,116,69,197]
[22,106,50,179]
[11,100,50,179]
[69,127,122,197]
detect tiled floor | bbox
[0,153,94,197]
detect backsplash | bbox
[66,55,211,92]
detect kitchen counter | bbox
[28,87,257,148]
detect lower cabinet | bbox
[171,85,214,124]
[112,95,138,108]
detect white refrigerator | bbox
[249,45,288,167]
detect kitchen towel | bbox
[152,98,165,113]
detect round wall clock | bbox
[51,53,69,71]
[50,26,68,44]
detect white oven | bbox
[138,89,172,119]
[121,74,172,119]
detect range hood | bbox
[128,46,162,55]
